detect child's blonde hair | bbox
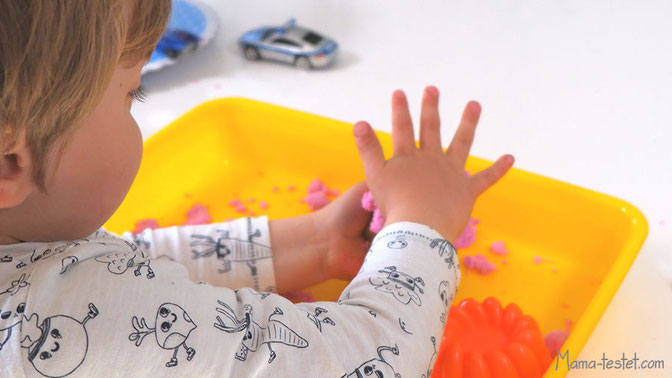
[0,0,171,189]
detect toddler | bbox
[0,1,513,376]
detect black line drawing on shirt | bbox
[1,302,99,377]
[342,344,400,378]
[190,224,272,290]
[422,336,437,378]
[95,250,155,279]
[1,255,12,263]
[0,302,27,351]
[128,234,151,250]
[128,303,197,367]
[438,280,454,326]
[235,287,271,300]
[214,301,308,363]
[16,247,57,269]
[0,273,30,297]
[387,235,408,249]
[430,238,456,269]
[368,310,377,318]
[369,266,425,306]
[398,318,413,335]
[59,256,79,275]
[306,307,335,332]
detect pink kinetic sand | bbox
[533,255,545,264]
[272,186,279,193]
[183,203,212,225]
[247,198,255,203]
[489,241,509,255]
[259,200,269,210]
[288,185,296,191]
[235,204,248,213]
[544,319,572,355]
[248,211,256,217]
[462,253,497,275]
[454,218,480,249]
[303,192,331,211]
[228,199,242,207]
[302,178,340,211]
[307,178,328,193]
[361,191,386,233]
[133,219,160,234]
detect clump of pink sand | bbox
[361,191,385,233]
[490,241,509,255]
[132,219,160,234]
[454,218,480,249]
[183,203,212,225]
[302,178,339,211]
[462,253,497,275]
[544,319,572,356]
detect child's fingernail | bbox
[504,155,515,165]
[354,122,369,137]
[469,101,481,112]
[426,86,439,96]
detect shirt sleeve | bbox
[119,217,277,292]
[13,221,459,377]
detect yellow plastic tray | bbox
[105,98,648,377]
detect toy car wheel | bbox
[295,56,311,70]
[244,46,260,61]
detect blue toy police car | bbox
[239,19,338,70]
[155,29,200,59]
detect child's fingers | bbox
[391,90,416,155]
[446,101,481,167]
[419,86,442,152]
[353,121,385,180]
[469,154,515,196]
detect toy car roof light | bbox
[279,18,296,34]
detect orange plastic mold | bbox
[433,297,551,378]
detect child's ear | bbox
[0,129,34,208]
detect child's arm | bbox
[121,182,372,293]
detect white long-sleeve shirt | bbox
[0,217,459,377]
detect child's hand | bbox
[313,182,373,280]
[353,87,514,242]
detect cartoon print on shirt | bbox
[342,344,401,378]
[387,235,408,249]
[398,318,413,335]
[368,310,377,318]
[214,301,308,363]
[0,302,99,377]
[0,273,30,297]
[128,302,197,367]
[16,247,57,269]
[59,256,79,275]
[1,255,12,263]
[306,307,335,332]
[438,280,453,325]
[430,238,457,269]
[369,266,425,306]
[422,336,437,378]
[95,249,155,279]
[0,302,27,351]
[190,221,272,290]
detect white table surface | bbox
[132,1,672,376]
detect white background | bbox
[132,1,672,376]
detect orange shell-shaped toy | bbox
[432,297,551,378]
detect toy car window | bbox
[262,29,277,40]
[302,32,323,45]
[272,38,301,48]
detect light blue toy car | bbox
[239,18,338,70]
